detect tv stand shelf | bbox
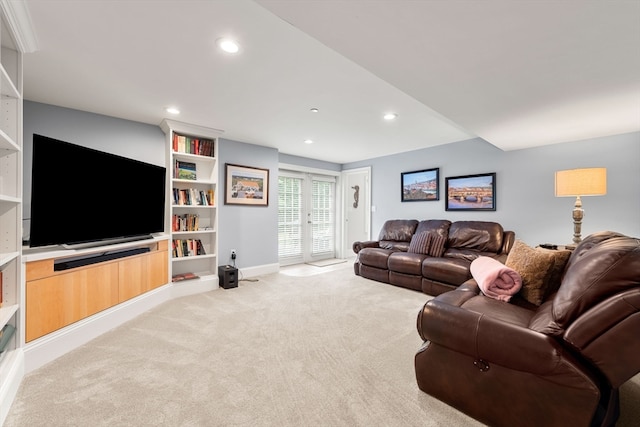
[24,238,168,343]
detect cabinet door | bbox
[148,249,168,291]
[26,263,119,342]
[118,256,150,302]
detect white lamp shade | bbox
[555,168,607,197]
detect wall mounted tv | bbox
[29,134,166,248]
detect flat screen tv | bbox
[29,134,166,248]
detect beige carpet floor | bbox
[5,263,640,426]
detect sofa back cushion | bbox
[447,221,505,253]
[407,220,451,256]
[551,231,640,328]
[378,219,419,249]
[414,219,451,238]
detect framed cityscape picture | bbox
[445,172,496,211]
[401,168,439,202]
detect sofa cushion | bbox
[505,240,556,306]
[422,257,472,285]
[448,221,504,253]
[552,232,640,328]
[389,252,428,275]
[378,219,419,242]
[408,231,432,254]
[358,247,395,269]
[414,219,451,238]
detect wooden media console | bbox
[25,240,168,342]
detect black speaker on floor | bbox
[218,265,238,289]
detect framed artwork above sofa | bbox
[401,167,439,202]
[445,172,496,211]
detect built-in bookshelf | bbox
[160,119,220,292]
[0,2,27,423]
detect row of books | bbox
[173,133,215,157]
[172,213,202,232]
[173,188,214,206]
[172,239,207,258]
[174,160,197,180]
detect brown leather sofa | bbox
[353,219,515,295]
[415,231,640,427]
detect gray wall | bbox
[279,152,342,172]
[344,132,640,246]
[218,138,280,269]
[24,101,640,268]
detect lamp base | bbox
[572,196,584,245]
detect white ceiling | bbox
[20,0,640,164]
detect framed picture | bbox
[401,167,440,202]
[445,172,496,211]
[224,163,269,206]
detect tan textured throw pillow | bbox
[408,231,432,254]
[540,248,572,299]
[505,240,556,306]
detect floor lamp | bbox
[555,167,607,248]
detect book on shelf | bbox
[175,160,197,180]
[172,133,215,157]
[171,272,200,282]
[0,270,3,307]
[172,188,213,206]
[172,239,207,257]
[172,213,200,232]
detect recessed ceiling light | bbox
[166,107,180,115]
[383,112,398,120]
[304,139,314,144]
[216,37,240,54]
[310,108,319,113]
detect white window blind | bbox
[278,175,303,259]
[311,177,335,256]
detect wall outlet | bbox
[231,249,237,260]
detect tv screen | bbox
[29,134,166,248]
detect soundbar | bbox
[54,247,151,271]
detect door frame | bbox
[341,166,371,258]
[278,163,342,264]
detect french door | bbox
[278,170,336,265]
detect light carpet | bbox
[5,263,640,426]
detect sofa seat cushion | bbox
[358,247,396,269]
[422,257,472,284]
[388,252,428,275]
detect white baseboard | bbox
[171,274,219,298]
[238,263,279,278]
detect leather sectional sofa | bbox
[414,231,640,427]
[353,219,515,296]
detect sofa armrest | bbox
[417,292,568,375]
[353,240,380,253]
[501,230,516,254]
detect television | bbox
[29,134,166,248]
